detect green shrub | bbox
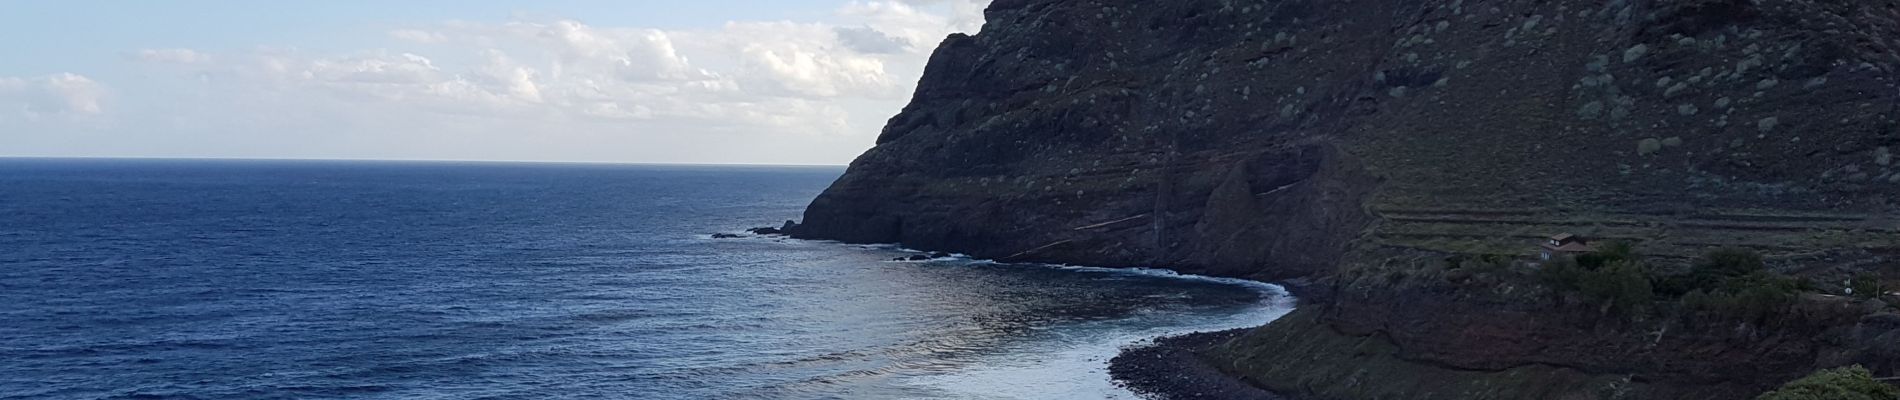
[1675,271,1807,323]
[1537,258,1586,291]
[1851,274,1885,300]
[1681,289,1725,313]
[1757,365,1899,400]
[1732,283,1797,323]
[1699,247,1766,278]
[1566,241,1633,270]
[1580,261,1654,315]
[1542,258,1654,316]
[1657,248,1769,297]
[1724,271,1807,293]
[1654,274,1707,298]
[1444,255,1468,270]
[1538,247,1819,321]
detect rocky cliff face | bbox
[792,0,1900,398]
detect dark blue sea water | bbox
[0,159,1291,400]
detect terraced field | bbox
[1368,207,1900,264]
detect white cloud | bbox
[472,50,545,104]
[467,20,715,83]
[152,11,939,132]
[0,73,107,122]
[303,52,445,84]
[848,0,989,42]
[389,29,448,44]
[833,26,913,54]
[133,48,211,64]
[708,21,901,98]
[11,1,994,163]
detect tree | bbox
[1578,261,1653,316]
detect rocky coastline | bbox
[1110,329,1288,400]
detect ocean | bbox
[0,159,1292,399]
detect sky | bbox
[0,1,990,165]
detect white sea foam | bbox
[768,239,1299,399]
[908,276,1293,399]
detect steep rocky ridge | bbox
[790,0,1900,398]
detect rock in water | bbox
[749,221,800,236]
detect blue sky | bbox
[0,1,988,164]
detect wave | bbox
[728,235,1299,399]
[725,234,1296,312]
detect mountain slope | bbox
[791,0,1900,398]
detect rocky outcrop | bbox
[791,0,1900,398]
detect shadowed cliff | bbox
[791,0,1900,398]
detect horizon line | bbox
[0,155,849,168]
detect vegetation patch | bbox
[1535,245,1832,323]
[1756,365,1899,400]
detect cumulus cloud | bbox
[0,73,107,121]
[488,21,715,83]
[30,1,993,163]
[147,6,961,131]
[691,21,901,99]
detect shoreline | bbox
[746,233,1304,399]
[1102,276,1319,400]
[1109,329,1289,400]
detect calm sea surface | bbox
[0,159,1290,399]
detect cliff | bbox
[790,0,1900,398]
